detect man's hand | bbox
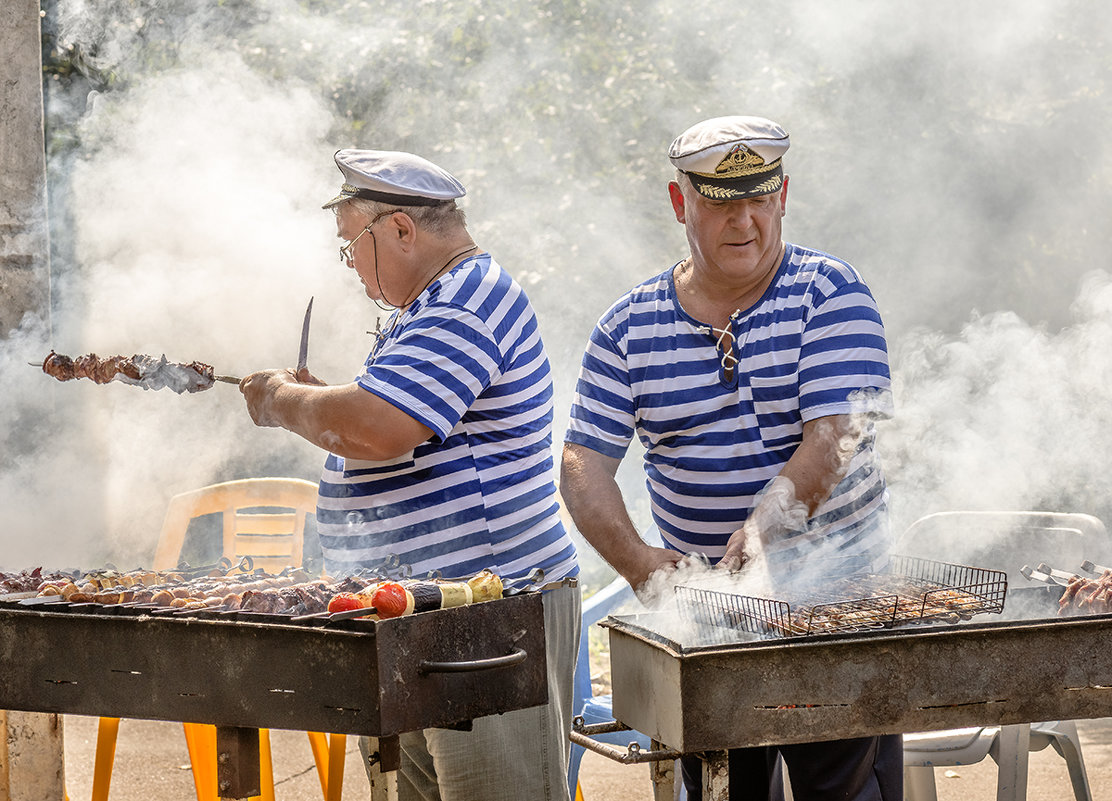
[719,525,752,573]
[623,545,685,595]
[239,369,299,427]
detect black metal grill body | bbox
[0,592,547,737]
[604,611,1112,753]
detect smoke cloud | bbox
[3,0,1110,585]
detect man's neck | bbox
[674,243,784,329]
[399,236,478,308]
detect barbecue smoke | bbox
[2,1,1110,591]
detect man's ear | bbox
[668,181,686,224]
[391,211,419,249]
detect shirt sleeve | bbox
[358,305,503,441]
[798,273,894,421]
[565,320,637,459]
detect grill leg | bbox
[215,726,261,800]
[650,741,675,801]
[366,735,400,801]
[702,750,730,801]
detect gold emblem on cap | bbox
[693,144,780,179]
[340,182,359,193]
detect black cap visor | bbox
[686,166,784,201]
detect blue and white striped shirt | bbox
[566,243,893,567]
[318,253,578,582]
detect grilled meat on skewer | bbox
[0,568,76,595]
[1058,570,1112,615]
[40,351,220,394]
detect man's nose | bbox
[726,203,753,226]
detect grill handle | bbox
[418,646,527,674]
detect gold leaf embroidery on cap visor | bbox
[699,184,744,200]
[752,174,784,194]
[693,174,782,200]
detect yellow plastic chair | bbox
[88,477,348,801]
[151,477,318,576]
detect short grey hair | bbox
[342,197,467,236]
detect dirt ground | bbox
[58,713,1112,801]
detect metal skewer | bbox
[31,362,242,386]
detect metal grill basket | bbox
[676,554,1008,639]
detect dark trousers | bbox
[679,735,903,801]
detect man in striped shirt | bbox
[561,117,900,800]
[240,149,579,801]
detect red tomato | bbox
[372,582,410,618]
[327,592,363,613]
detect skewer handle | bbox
[214,375,242,384]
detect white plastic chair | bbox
[903,721,1091,801]
[895,511,1104,801]
[895,510,1111,585]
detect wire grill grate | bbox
[676,554,1008,639]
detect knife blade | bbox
[297,297,314,373]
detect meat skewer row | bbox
[38,569,317,607]
[39,351,232,394]
[28,566,504,619]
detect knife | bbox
[297,297,314,373]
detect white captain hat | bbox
[668,116,789,200]
[322,149,466,209]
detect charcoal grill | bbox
[588,610,1112,800]
[0,582,560,799]
[570,556,1112,800]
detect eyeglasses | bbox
[338,209,399,265]
[339,226,372,265]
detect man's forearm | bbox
[721,414,863,567]
[560,449,640,567]
[560,443,681,589]
[242,372,433,461]
[776,414,861,515]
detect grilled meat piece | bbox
[39,351,215,393]
[1058,571,1112,616]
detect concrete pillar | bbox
[0,711,65,801]
[0,0,52,339]
[0,6,65,801]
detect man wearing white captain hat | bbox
[562,116,900,799]
[241,149,580,801]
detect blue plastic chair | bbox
[568,572,653,799]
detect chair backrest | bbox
[151,478,318,574]
[894,510,1112,585]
